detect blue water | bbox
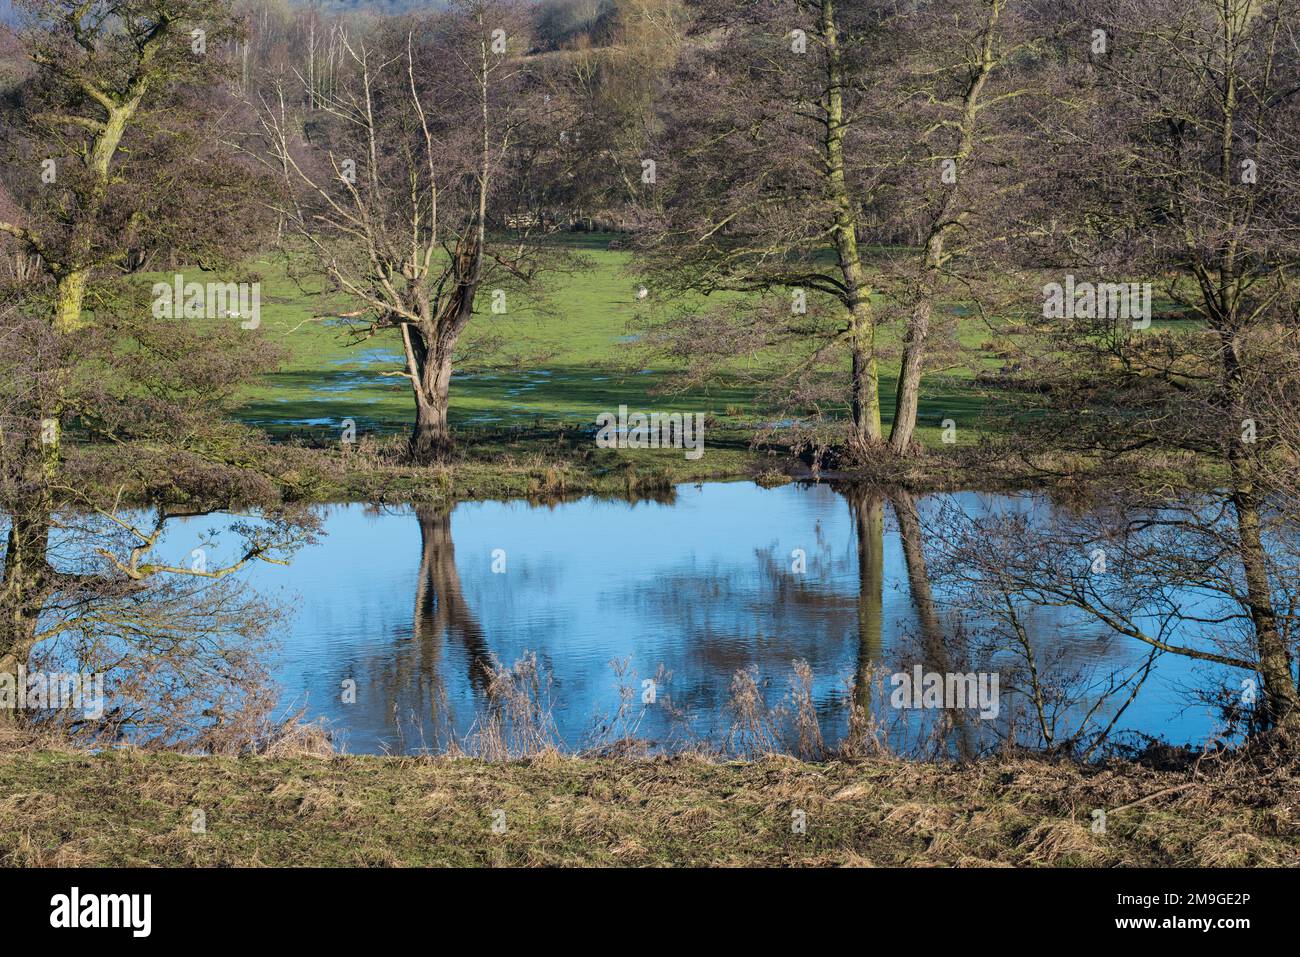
[159,482,1227,754]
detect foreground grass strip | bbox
[1,751,1297,867]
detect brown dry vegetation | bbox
[1,739,1296,867]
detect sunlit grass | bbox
[130,235,1198,453]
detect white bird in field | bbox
[636,286,649,301]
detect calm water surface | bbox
[166,482,1224,754]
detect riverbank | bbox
[68,424,1220,510]
[1,746,1294,867]
[260,437,1222,505]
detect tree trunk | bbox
[888,1,999,453]
[1218,305,1300,731]
[888,296,934,453]
[0,502,52,688]
[55,271,89,335]
[822,0,882,450]
[848,308,883,450]
[52,99,141,336]
[408,345,454,464]
[1228,450,1300,732]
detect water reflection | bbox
[195,483,1222,755]
[413,506,491,692]
[848,486,884,706]
[890,490,976,760]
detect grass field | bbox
[2,747,1293,866]
[204,234,1020,450]
[120,233,1205,505]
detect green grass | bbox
[171,236,1013,449]
[221,242,764,440]
[1,748,1292,866]
[136,236,1201,461]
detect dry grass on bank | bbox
[0,738,1296,867]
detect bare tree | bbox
[943,0,1300,735]
[637,0,1050,459]
[259,1,540,462]
[638,0,891,453]
[882,0,1045,453]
